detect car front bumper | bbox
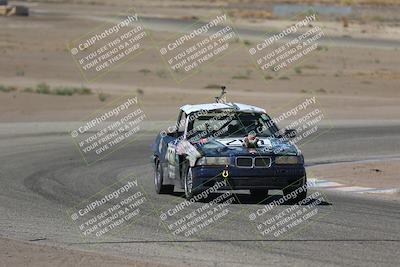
[191,165,306,191]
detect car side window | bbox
[176,111,186,136]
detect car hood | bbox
[195,137,299,157]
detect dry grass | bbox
[196,0,400,6]
[25,0,400,6]
[228,10,274,20]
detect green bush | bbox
[156,70,167,78]
[54,87,74,96]
[139,69,151,75]
[16,69,25,77]
[0,85,17,92]
[294,67,302,74]
[74,87,92,95]
[98,93,109,102]
[23,87,34,93]
[136,88,144,95]
[243,40,252,46]
[204,84,221,89]
[36,83,51,94]
[232,75,249,80]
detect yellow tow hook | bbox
[222,165,229,180]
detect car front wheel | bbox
[183,166,194,200]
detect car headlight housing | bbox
[196,157,230,166]
[275,156,302,165]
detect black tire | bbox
[282,187,307,204]
[154,159,174,194]
[250,189,269,199]
[182,164,194,200]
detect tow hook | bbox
[222,165,229,180]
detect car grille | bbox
[236,157,253,167]
[235,157,271,168]
[254,157,271,167]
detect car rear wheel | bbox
[154,160,174,194]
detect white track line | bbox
[308,179,399,194]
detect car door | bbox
[165,110,186,180]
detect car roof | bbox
[180,102,266,114]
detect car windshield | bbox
[187,110,279,142]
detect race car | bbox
[151,94,307,203]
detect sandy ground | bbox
[309,159,400,199]
[0,237,170,267]
[0,1,399,266]
[0,0,398,194]
[310,159,400,188]
[2,89,400,123]
[1,2,400,123]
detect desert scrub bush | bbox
[232,70,251,80]
[54,87,75,96]
[243,40,252,46]
[317,45,329,51]
[302,64,318,69]
[36,83,51,94]
[74,87,92,95]
[0,85,17,93]
[139,69,151,75]
[136,88,144,95]
[232,75,249,80]
[23,87,34,93]
[16,69,25,77]
[341,0,354,6]
[26,84,93,96]
[204,84,222,89]
[98,92,109,102]
[156,70,168,78]
[371,16,385,22]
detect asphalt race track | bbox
[0,122,399,266]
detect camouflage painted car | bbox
[152,101,307,202]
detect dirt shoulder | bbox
[0,237,170,267]
[308,159,400,199]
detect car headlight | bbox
[196,157,230,166]
[275,156,302,164]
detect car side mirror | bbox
[284,129,296,138]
